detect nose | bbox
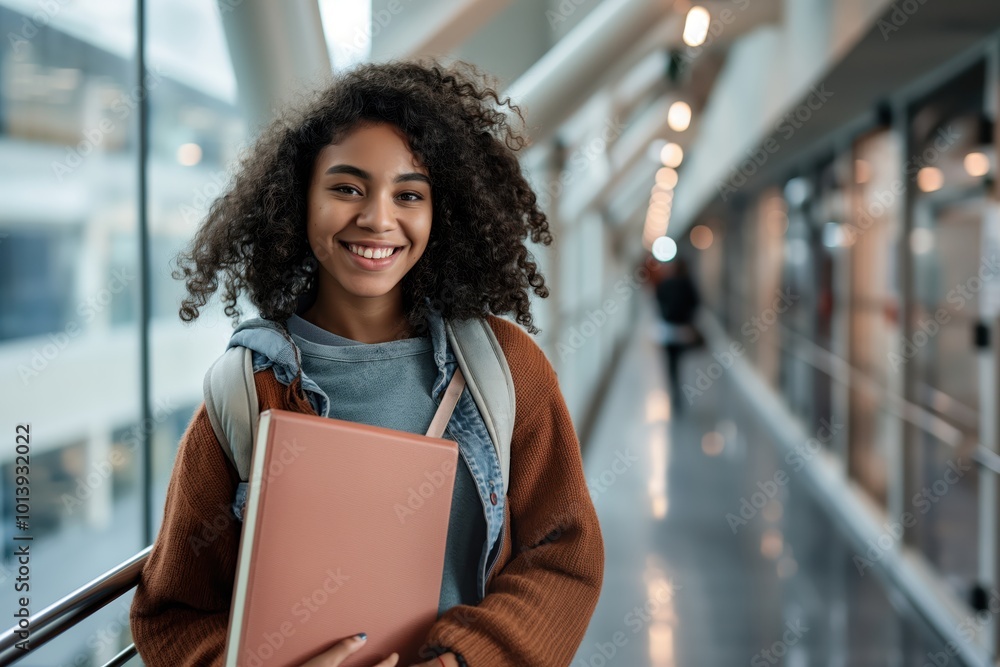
[357,191,397,233]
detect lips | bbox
[338,240,404,270]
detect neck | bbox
[300,281,413,344]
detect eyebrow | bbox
[323,164,431,185]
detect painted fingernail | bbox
[355,632,367,641]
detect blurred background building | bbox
[1,0,1000,664]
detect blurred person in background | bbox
[653,256,702,413]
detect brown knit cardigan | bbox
[129,314,605,666]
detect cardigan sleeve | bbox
[129,401,241,667]
[421,319,606,666]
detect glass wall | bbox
[905,60,992,603]
[688,40,1000,648]
[145,0,243,532]
[0,0,242,663]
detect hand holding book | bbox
[296,633,397,667]
[295,633,459,667]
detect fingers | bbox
[299,633,367,666]
[373,652,399,667]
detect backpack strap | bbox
[203,346,258,482]
[445,317,515,495]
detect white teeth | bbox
[348,244,395,259]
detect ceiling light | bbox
[667,101,691,132]
[916,167,943,192]
[659,142,684,168]
[651,236,678,262]
[690,225,713,250]
[177,143,203,166]
[682,7,711,47]
[964,152,990,177]
[656,167,679,189]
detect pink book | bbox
[224,368,466,667]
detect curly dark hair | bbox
[172,58,553,335]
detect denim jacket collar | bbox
[226,296,457,419]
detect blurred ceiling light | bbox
[667,101,692,132]
[964,152,990,177]
[910,227,934,255]
[660,142,684,168]
[656,167,679,189]
[177,143,203,166]
[916,166,943,192]
[701,431,724,456]
[648,212,667,228]
[854,159,871,184]
[652,236,678,262]
[682,6,711,47]
[690,224,713,250]
[760,528,783,560]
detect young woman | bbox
[129,60,604,667]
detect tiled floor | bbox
[574,301,962,667]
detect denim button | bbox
[490,492,498,505]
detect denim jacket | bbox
[223,299,507,602]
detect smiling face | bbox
[305,121,433,311]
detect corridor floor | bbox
[573,302,962,667]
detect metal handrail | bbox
[761,318,1000,472]
[0,546,151,666]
